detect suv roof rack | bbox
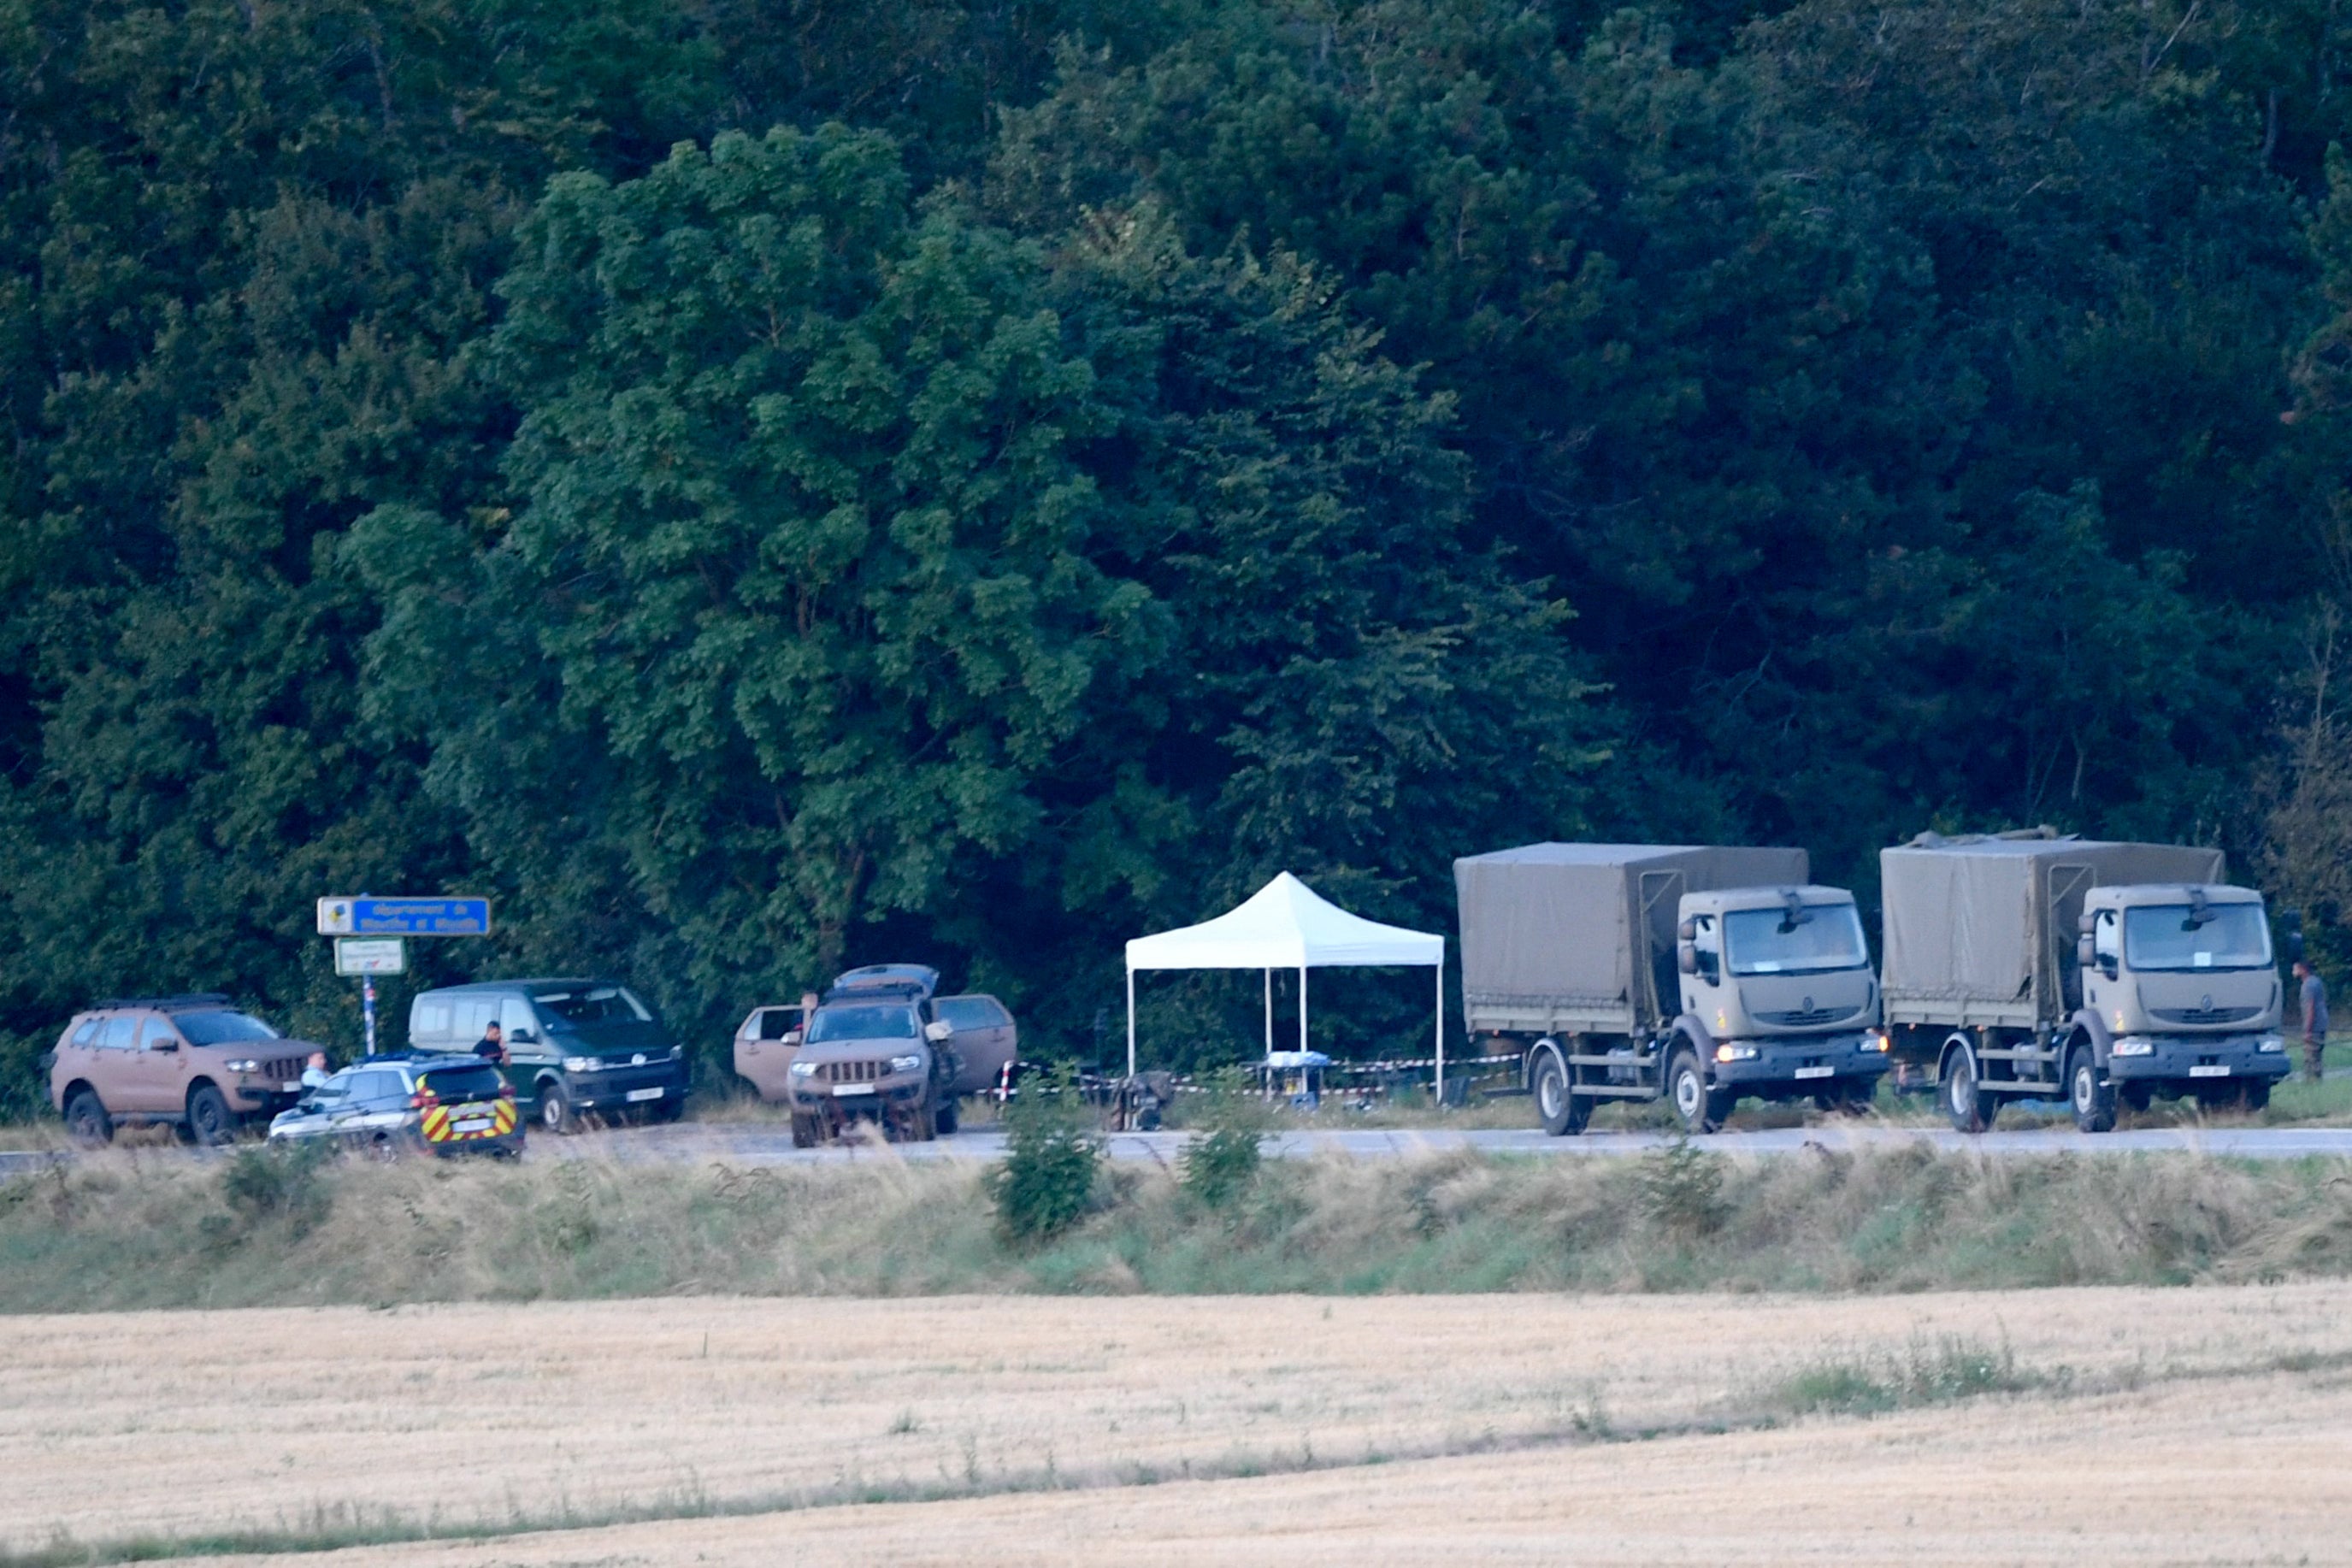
[825,964,940,1003]
[90,993,233,1013]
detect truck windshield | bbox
[1724,905,1869,976]
[806,1005,919,1043]
[2123,904,2271,971]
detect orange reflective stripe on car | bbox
[421,1105,451,1141]
[492,1099,516,1135]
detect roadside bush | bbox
[1636,1136,1727,1238]
[988,1067,1103,1246]
[218,1141,337,1236]
[1180,1070,1268,1212]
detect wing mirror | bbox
[2077,934,2096,970]
[782,1028,804,1046]
[923,1020,953,1043]
[1677,941,1700,976]
[1677,916,1698,942]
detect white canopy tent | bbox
[1124,873,1449,1094]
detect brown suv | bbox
[47,994,321,1146]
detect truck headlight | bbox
[669,1044,684,1059]
[2257,1035,2286,1053]
[563,1056,600,1073]
[788,1060,819,1078]
[2112,1039,2155,1057]
[1714,1043,1759,1063]
[1863,1031,1889,1053]
[224,1058,259,1074]
[889,1053,925,1075]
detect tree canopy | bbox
[3,0,2350,1090]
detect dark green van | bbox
[407,978,687,1133]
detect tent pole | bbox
[1435,956,1445,1105]
[1264,968,1273,1058]
[1300,965,1308,1055]
[1126,967,1136,1080]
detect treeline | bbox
[6,0,2352,1092]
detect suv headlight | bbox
[889,1053,925,1076]
[2112,1038,2155,1057]
[563,1056,600,1073]
[224,1058,260,1074]
[788,1060,819,1078]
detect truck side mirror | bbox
[2077,934,2096,970]
[1677,941,1699,976]
[1677,917,1698,942]
[2078,911,2097,935]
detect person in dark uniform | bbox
[2297,960,2329,1083]
[474,1019,506,1066]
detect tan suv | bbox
[48,994,321,1147]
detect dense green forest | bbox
[7,0,2352,1093]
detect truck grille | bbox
[2150,1005,2261,1026]
[1756,1007,1853,1028]
[813,1060,890,1083]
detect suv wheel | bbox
[64,1089,112,1147]
[186,1084,235,1147]
[538,1080,577,1135]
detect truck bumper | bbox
[2106,1034,2291,1085]
[1709,1033,1893,1089]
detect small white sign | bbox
[1794,1065,1835,1080]
[333,937,407,976]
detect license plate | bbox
[1794,1065,1834,1080]
[451,1117,492,1135]
[625,1086,664,1103]
[2189,1064,2231,1078]
[832,1082,876,1097]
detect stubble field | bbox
[6,1283,2350,1566]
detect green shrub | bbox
[987,1067,1103,1245]
[1181,1070,1270,1211]
[219,1141,337,1236]
[1636,1135,1727,1237]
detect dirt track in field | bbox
[7,1286,2349,1564]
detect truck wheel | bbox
[790,1114,821,1149]
[186,1083,236,1147]
[1666,1047,1722,1135]
[2066,1044,2115,1134]
[64,1089,113,1147]
[1942,1043,1997,1135]
[1533,1052,1589,1137]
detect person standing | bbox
[2296,960,2329,1082]
[301,1050,332,1089]
[474,1018,506,1066]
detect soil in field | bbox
[3,1285,2349,1566]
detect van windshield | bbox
[176,1011,280,1046]
[531,987,652,1027]
[807,1005,919,1043]
[1724,905,1870,976]
[2124,904,2271,971]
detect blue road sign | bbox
[317,897,492,937]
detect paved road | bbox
[10,1122,2352,1176]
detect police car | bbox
[268,1052,523,1159]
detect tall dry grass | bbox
[3,1140,2351,1310]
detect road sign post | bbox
[320,899,490,1058]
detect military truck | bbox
[1455,844,1889,1135]
[1881,829,2289,1133]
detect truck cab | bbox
[1674,887,1889,1113]
[2071,883,2288,1118]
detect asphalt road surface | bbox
[10,1121,2352,1177]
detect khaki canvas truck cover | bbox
[1880,834,2226,1029]
[1454,844,1811,1036]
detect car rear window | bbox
[176,1011,280,1046]
[935,997,1009,1029]
[419,1064,505,1101]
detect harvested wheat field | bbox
[5,1284,2351,1565]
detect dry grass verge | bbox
[3,1141,2352,1312]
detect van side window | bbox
[100,1016,138,1049]
[414,999,453,1039]
[455,998,498,1039]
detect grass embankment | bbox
[5,1140,2352,1310]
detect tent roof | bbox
[1125,873,1443,971]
